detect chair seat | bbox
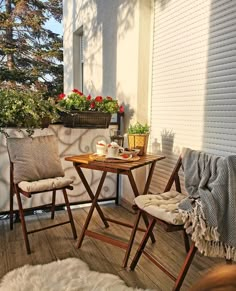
[19,177,74,193]
[134,191,186,225]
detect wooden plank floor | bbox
[0,204,224,290]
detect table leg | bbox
[127,165,156,243]
[115,173,120,205]
[122,209,142,268]
[76,170,109,248]
[75,166,109,227]
[143,161,157,194]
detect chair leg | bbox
[122,209,142,268]
[172,243,197,291]
[10,183,14,230]
[182,230,190,252]
[62,189,77,239]
[14,187,31,254]
[130,217,156,270]
[51,190,56,219]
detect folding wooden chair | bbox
[7,135,77,254]
[127,156,197,291]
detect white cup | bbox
[107,143,124,158]
[96,143,107,156]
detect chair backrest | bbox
[164,156,182,193]
[7,135,64,184]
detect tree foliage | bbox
[0,0,63,98]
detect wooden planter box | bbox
[61,111,112,129]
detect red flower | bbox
[90,102,95,109]
[58,93,66,100]
[72,89,83,95]
[119,105,124,113]
[87,94,92,100]
[106,96,113,100]
[95,96,103,102]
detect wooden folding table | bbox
[65,153,165,267]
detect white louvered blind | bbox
[149,0,236,193]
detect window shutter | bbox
[149,0,236,193]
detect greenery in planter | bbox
[127,122,150,134]
[127,122,150,155]
[0,88,59,136]
[56,89,124,114]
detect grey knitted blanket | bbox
[179,148,236,260]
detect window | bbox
[73,27,84,91]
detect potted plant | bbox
[0,88,59,137]
[127,122,150,155]
[56,89,124,128]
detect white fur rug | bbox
[0,258,148,291]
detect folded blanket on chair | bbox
[179,148,236,260]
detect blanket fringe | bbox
[180,201,236,261]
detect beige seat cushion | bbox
[134,191,186,225]
[19,177,73,193]
[7,135,65,184]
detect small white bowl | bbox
[123,148,140,157]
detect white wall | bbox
[63,0,153,206]
[63,0,152,129]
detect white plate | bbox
[105,154,132,160]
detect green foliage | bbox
[128,122,150,134]
[94,98,120,113]
[0,88,59,136]
[0,0,63,97]
[59,93,90,111]
[57,91,121,114]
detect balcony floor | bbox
[0,204,223,290]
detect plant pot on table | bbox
[128,133,149,156]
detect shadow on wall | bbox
[203,0,236,156]
[158,0,172,10]
[161,129,175,154]
[149,129,182,195]
[63,0,137,128]
[151,129,176,155]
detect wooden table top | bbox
[65,153,165,172]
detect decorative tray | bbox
[89,154,140,163]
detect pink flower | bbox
[87,94,92,100]
[95,96,103,102]
[119,105,124,113]
[58,93,66,100]
[72,89,83,95]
